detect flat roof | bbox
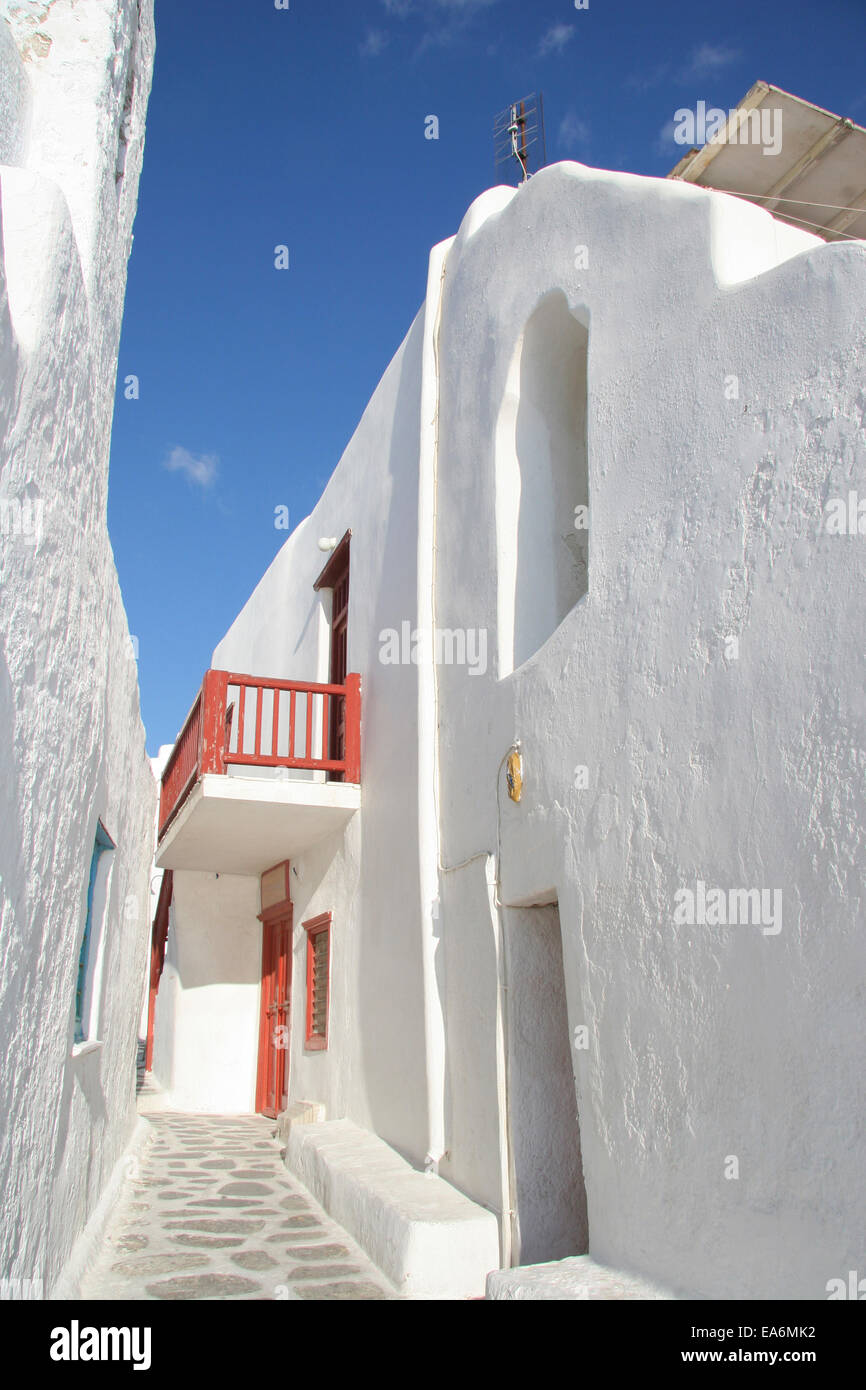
[667,81,866,243]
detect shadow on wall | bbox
[504,898,589,1265]
[496,290,589,677]
[357,314,430,1161]
[168,873,262,990]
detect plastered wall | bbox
[0,1,156,1292]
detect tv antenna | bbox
[494,93,547,184]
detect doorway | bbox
[504,899,589,1265]
[255,861,293,1117]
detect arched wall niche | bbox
[495,291,589,678]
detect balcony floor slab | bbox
[156,774,360,874]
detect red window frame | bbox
[303,912,331,1051]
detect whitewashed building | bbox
[151,151,866,1298]
[0,0,155,1297]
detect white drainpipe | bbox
[417,235,453,1175]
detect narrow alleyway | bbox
[80,1112,397,1300]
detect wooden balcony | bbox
[156,670,361,875]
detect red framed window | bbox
[303,913,331,1050]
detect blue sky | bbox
[108,0,866,754]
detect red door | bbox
[145,870,173,1072]
[256,908,292,1117]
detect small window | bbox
[303,913,331,1051]
[75,821,115,1043]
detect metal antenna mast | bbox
[494,93,547,185]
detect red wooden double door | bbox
[256,869,293,1117]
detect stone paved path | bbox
[80,1113,398,1301]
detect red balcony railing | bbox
[158,670,361,840]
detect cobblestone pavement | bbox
[80,1113,398,1301]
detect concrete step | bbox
[487,1255,677,1300]
[285,1118,500,1299]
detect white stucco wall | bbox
[156,157,865,1299]
[151,872,261,1113]
[165,310,435,1160]
[437,857,506,1226]
[432,163,866,1299]
[0,0,156,1294]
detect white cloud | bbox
[538,23,575,57]
[624,62,670,94]
[558,110,590,151]
[654,118,680,158]
[686,43,739,76]
[360,29,389,57]
[382,0,499,10]
[163,446,218,490]
[630,46,738,92]
[388,0,502,52]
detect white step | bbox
[487,1255,676,1300]
[286,1118,500,1299]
